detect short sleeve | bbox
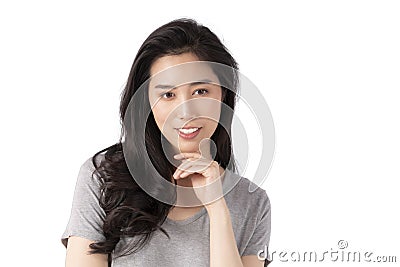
[61,156,106,248]
[242,190,271,257]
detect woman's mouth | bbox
[176,127,202,139]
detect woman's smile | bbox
[176,127,202,139]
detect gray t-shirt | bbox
[61,154,271,266]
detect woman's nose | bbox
[176,98,196,120]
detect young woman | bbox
[62,18,271,267]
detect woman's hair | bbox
[88,18,241,262]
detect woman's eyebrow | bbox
[154,79,214,90]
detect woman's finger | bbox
[173,159,210,179]
[174,152,213,161]
[174,165,204,179]
[177,158,209,170]
[173,160,193,179]
[174,152,202,160]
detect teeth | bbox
[178,127,199,134]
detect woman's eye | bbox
[161,92,174,98]
[160,89,208,99]
[194,88,208,95]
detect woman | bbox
[62,18,271,267]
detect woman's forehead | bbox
[149,61,220,90]
[149,53,201,75]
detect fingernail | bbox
[174,154,180,159]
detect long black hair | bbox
[88,18,241,262]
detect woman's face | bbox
[148,53,223,155]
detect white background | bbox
[0,1,399,266]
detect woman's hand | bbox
[173,152,224,206]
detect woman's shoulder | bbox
[78,152,106,175]
[224,169,270,210]
[73,152,107,191]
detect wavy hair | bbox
[87,18,243,264]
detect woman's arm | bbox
[173,152,266,266]
[207,197,265,267]
[65,236,108,267]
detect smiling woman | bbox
[61,18,272,267]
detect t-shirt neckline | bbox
[165,207,207,226]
